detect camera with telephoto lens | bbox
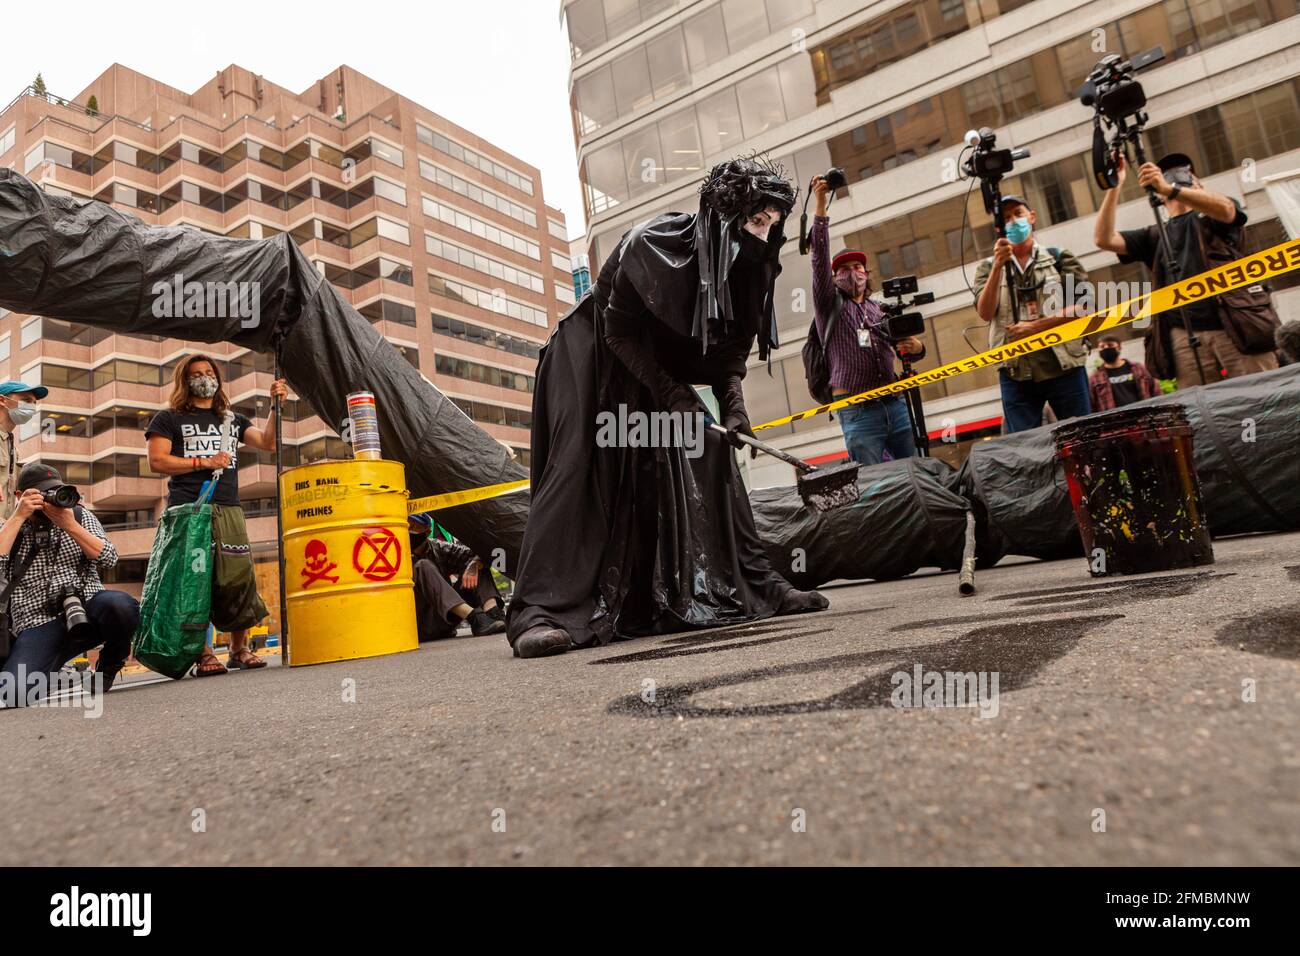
[880,275,934,341]
[1078,47,1165,189]
[50,584,92,641]
[41,483,81,509]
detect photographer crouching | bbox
[809,175,925,465]
[0,464,138,707]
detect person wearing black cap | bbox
[1094,152,1277,384]
[0,463,138,704]
[809,176,925,464]
[0,380,48,521]
[974,195,1093,433]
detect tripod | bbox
[1112,119,1211,386]
[896,352,930,456]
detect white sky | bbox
[6,0,585,236]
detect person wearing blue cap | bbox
[407,512,506,640]
[0,381,49,522]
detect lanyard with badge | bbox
[856,305,875,349]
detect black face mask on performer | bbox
[1100,347,1121,363]
[409,531,429,553]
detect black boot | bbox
[487,603,505,622]
[512,625,572,659]
[468,608,507,636]
[776,588,829,615]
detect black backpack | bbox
[802,309,840,406]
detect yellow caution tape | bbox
[392,236,1300,507]
[405,478,530,514]
[753,235,1300,431]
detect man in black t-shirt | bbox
[145,354,287,676]
[1088,335,1161,411]
[1094,152,1278,386]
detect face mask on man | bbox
[1099,347,1121,364]
[1004,216,1032,244]
[5,402,37,426]
[834,269,868,298]
[188,375,219,398]
[409,530,429,553]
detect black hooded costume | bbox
[506,159,824,653]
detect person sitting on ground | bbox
[1088,335,1163,411]
[409,513,506,641]
[0,464,139,705]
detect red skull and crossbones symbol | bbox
[301,539,339,587]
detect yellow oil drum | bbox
[279,459,418,666]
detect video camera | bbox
[960,128,1030,221]
[880,275,934,342]
[1078,47,1164,189]
[878,275,933,456]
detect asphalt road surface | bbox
[3,532,1298,866]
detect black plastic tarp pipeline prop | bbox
[0,168,529,568]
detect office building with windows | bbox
[0,63,571,621]
[563,0,1300,485]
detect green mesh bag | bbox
[132,503,214,679]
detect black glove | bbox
[717,376,757,459]
[665,384,706,416]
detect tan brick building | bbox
[0,63,572,631]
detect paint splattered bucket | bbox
[347,391,382,460]
[1052,404,1213,576]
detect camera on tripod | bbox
[961,128,1030,218]
[961,128,1029,183]
[880,275,934,342]
[1078,47,1164,189]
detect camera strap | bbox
[0,529,47,608]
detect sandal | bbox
[227,648,267,670]
[193,651,228,677]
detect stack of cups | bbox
[347,391,383,460]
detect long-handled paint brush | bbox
[708,424,860,513]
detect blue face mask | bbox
[1005,216,1032,244]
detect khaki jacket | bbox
[973,243,1091,382]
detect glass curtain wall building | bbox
[563,0,1300,484]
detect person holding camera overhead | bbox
[1093,153,1277,385]
[809,175,925,466]
[0,463,139,704]
[974,195,1093,433]
[145,354,288,676]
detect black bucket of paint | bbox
[1052,404,1214,576]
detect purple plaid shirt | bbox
[810,216,914,396]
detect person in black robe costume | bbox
[507,157,828,658]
